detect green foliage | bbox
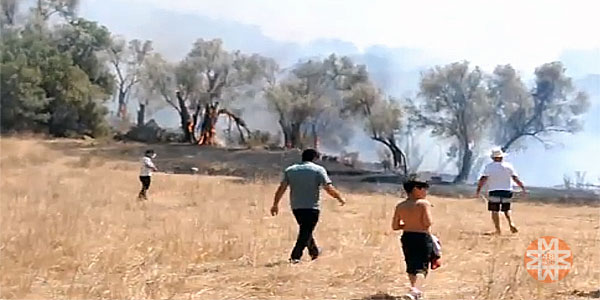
[55,17,114,94]
[0,13,113,137]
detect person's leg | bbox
[144,177,151,199]
[290,209,314,260]
[401,233,430,299]
[488,202,502,234]
[138,176,147,199]
[306,209,320,259]
[407,273,426,290]
[140,176,151,200]
[146,177,151,198]
[502,203,518,233]
[491,212,501,234]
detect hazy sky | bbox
[81,0,599,187]
[116,0,600,73]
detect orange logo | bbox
[524,236,573,283]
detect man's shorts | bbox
[400,232,433,276]
[488,190,513,212]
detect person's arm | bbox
[420,201,433,228]
[271,170,289,216]
[476,164,492,197]
[391,204,404,231]
[319,167,345,205]
[271,182,288,216]
[508,164,525,193]
[512,176,526,193]
[475,176,487,197]
[323,184,346,206]
[145,158,158,172]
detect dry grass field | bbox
[1,137,599,300]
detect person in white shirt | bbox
[139,149,158,200]
[475,148,526,234]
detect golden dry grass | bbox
[1,137,599,300]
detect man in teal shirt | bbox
[271,149,346,263]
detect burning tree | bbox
[143,38,277,144]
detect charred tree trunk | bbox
[190,103,203,143]
[222,109,251,145]
[454,138,473,183]
[197,104,251,146]
[198,103,218,145]
[290,123,302,149]
[117,90,127,121]
[176,92,193,143]
[372,136,408,176]
[281,125,292,148]
[311,123,318,150]
[389,142,407,175]
[137,103,146,127]
[280,123,303,149]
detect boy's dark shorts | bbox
[401,232,433,276]
[487,190,513,212]
[139,176,151,189]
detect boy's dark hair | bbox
[145,149,155,156]
[301,149,320,162]
[403,180,430,194]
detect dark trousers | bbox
[139,176,151,199]
[290,209,320,260]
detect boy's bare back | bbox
[392,199,432,233]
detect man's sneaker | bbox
[289,258,301,264]
[310,248,321,260]
[401,288,423,300]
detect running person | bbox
[391,178,433,300]
[476,148,526,234]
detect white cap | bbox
[490,148,506,159]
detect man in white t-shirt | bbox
[476,148,526,234]
[138,149,158,200]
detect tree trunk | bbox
[312,123,318,150]
[279,120,304,149]
[136,103,146,127]
[389,141,408,176]
[117,90,127,120]
[283,130,291,148]
[290,123,302,149]
[176,92,192,143]
[197,105,250,146]
[235,122,246,145]
[198,103,217,145]
[454,140,473,183]
[190,103,203,144]
[372,137,408,176]
[279,120,291,148]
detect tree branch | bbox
[161,91,180,113]
[525,133,547,146]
